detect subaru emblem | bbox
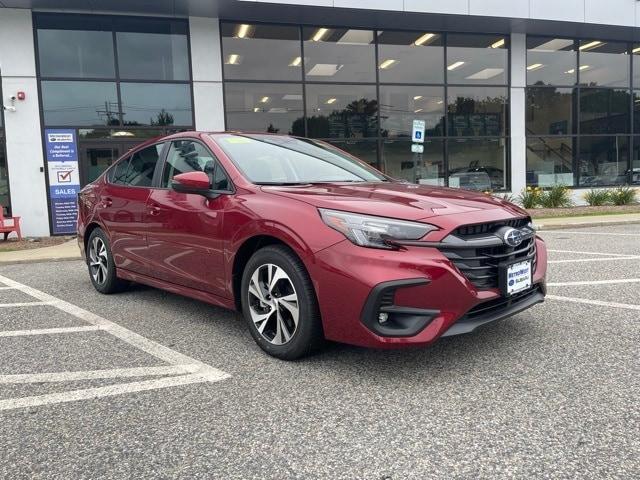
[503,228,524,247]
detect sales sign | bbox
[45,129,79,235]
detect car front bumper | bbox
[310,236,547,348]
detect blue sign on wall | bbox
[45,129,80,234]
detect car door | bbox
[96,143,165,275]
[145,139,231,297]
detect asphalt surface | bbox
[0,225,639,479]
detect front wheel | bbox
[240,245,323,360]
[86,228,128,294]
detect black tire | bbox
[86,227,128,294]
[240,245,324,360]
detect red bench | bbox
[0,209,22,241]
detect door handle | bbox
[101,197,113,208]
[148,204,162,216]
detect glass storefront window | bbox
[377,31,444,84]
[448,138,507,191]
[526,87,574,135]
[41,81,119,126]
[221,24,302,81]
[578,40,629,87]
[446,34,508,85]
[381,139,444,185]
[224,83,304,135]
[526,37,577,86]
[632,136,640,184]
[119,83,192,126]
[379,86,445,138]
[447,86,508,137]
[325,139,379,168]
[37,29,115,78]
[115,19,190,81]
[579,88,630,134]
[303,27,376,83]
[305,84,378,138]
[579,136,629,186]
[526,137,575,187]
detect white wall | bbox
[189,16,225,131]
[510,34,527,197]
[0,9,50,237]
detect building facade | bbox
[1,0,640,236]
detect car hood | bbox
[262,182,527,221]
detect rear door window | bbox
[122,143,164,187]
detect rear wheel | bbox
[86,228,128,294]
[241,245,323,360]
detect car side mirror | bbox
[171,171,218,198]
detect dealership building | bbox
[1,0,640,236]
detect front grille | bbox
[463,286,543,321]
[439,218,537,290]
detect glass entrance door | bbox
[79,143,121,186]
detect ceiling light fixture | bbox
[414,108,423,113]
[260,96,269,103]
[527,63,544,71]
[414,33,435,46]
[447,61,465,71]
[413,95,423,100]
[289,56,302,67]
[236,24,250,38]
[226,54,240,65]
[379,59,396,69]
[579,41,603,51]
[491,38,505,49]
[633,47,640,54]
[326,98,337,104]
[312,28,329,42]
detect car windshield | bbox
[214,134,388,185]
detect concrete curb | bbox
[0,256,82,266]
[536,219,640,230]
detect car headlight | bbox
[319,208,437,249]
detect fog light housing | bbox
[378,312,389,324]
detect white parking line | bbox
[541,230,640,236]
[548,279,640,287]
[548,256,640,264]
[547,295,640,311]
[0,365,201,384]
[547,249,637,258]
[0,301,57,308]
[0,374,217,411]
[0,325,103,337]
[0,273,231,411]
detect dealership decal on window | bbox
[45,129,79,235]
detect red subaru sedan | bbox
[78,132,547,359]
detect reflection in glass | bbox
[447,87,508,136]
[448,138,507,190]
[526,87,574,135]
[379,86,444,138]
[446,34,508,85]
[377,31,443,84]
[579,40,629,87]
[117,31,190,80]
[526,137,575,187]
[305,84,378,138]
[526,37,576,86]
[42,81,119,126]
[632,136,640,184]
[381,139,444,185]
[580,88,630,134]
[222,23,302,81]
[84,146,120,184]
[78,128,174,140]
[303,27,376,83]
[225,83,304,135]
[0,129,9,215]
[579,136,629,186]
[120,83,192,126]
[38,29,115,78]
[326,140,379,168]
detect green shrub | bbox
[584,189,611,206]
[518,187,542,209]
[539,185,573,208]
[609,186,638,206]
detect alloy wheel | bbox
[89,236,108,285]
[247,263,299,345]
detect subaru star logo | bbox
[503,228,524,247]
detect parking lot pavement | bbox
[0,225,638,479]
